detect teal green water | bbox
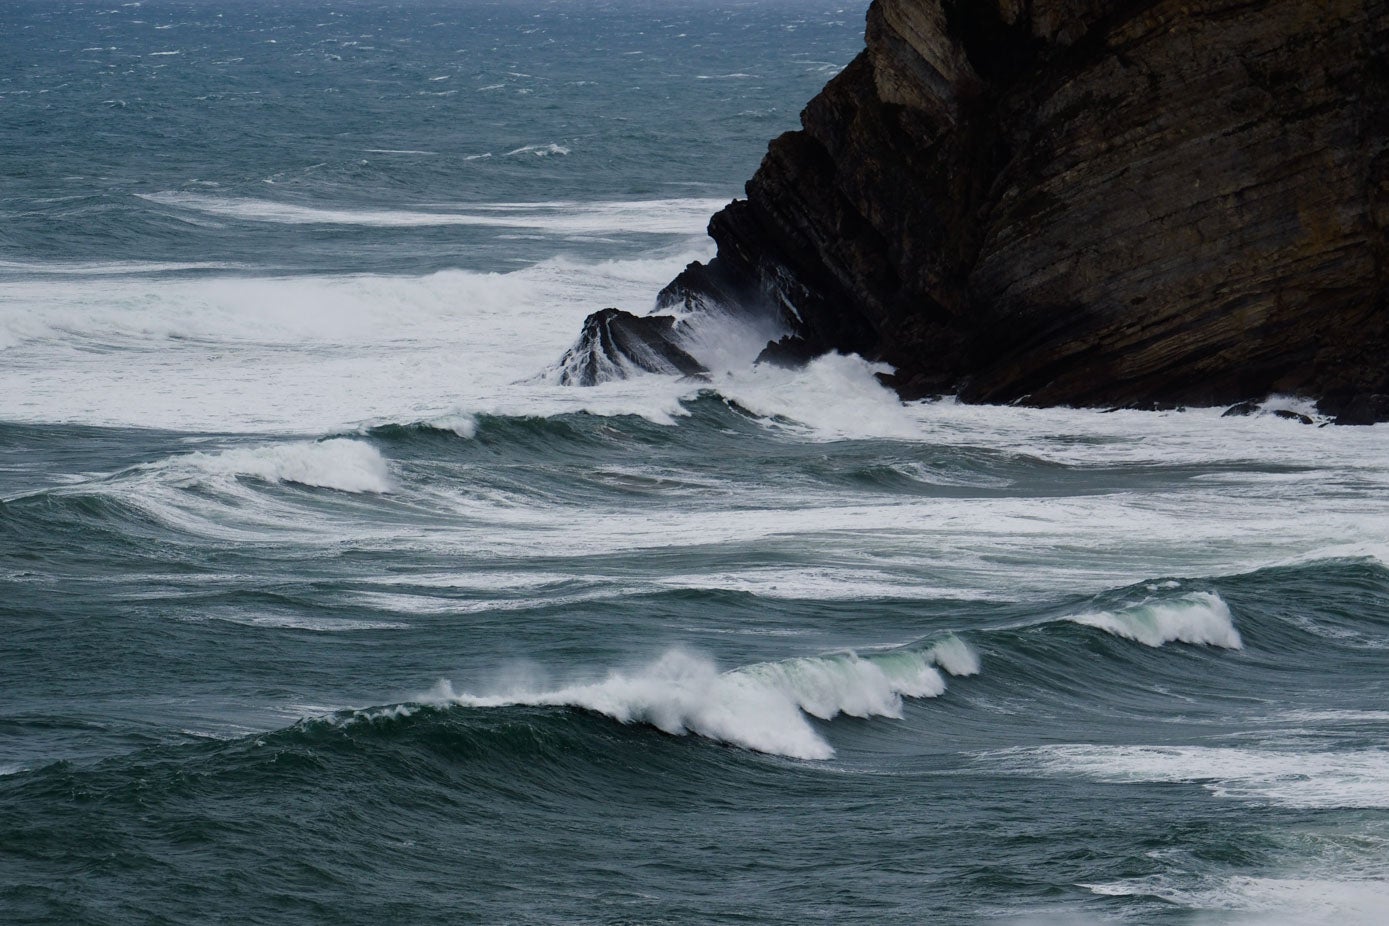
[3,2,1388,923]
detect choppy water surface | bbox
[3,2,1387,924]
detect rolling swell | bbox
[6,393,1378,542]
[5,567,1352,782]
[3,560,1381,774]
[360,393,774,456]
[3,558,1385,924]
[407,559,1389,758]
[1,703,730,803]
[2,373,1385,926]
[0,704,767,925]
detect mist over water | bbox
[3,2,1388,924]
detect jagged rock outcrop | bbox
[556,308,705,386]
[644,0,1388,421]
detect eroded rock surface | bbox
[556,308,705,386]
[654,0,1389,419]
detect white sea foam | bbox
[889,460,1013,488]
[209,614,410,632]
[136,192,720,236]
[351,587,629,615]
[0,259,244,276]
[653,567,1003,602]
[987,744,1389,809]
[51,444,1385,609]
[897,396,1384,469]
[429,642,977,759]
[1068,592,1243,649]
[0,249,711,431]
[503,142,569,157]
[1271,709,1389,725]
[359,570,581,591]
[711,352,925,440]
[166,439,393,494]
[74,464,1372,604]
[0,267,536,348]
[1192,876,1389,925]
[1084,873,1389,925]
[6,198,1388,603]
[1225,393,1328,423]
[1277,542,1389,572]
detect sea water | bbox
[2,1,1387,923]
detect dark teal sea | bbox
[3,2,1388,923]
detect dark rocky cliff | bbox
[576,0,1389,422]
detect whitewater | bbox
[2,1,1387,924]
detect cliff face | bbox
[653,0,1389,421]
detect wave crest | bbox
[1069,591,1243,649]
[168,438,392,494]
[428,640,978,760]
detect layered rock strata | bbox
[573,0,1389,421]
[556,308,705,386]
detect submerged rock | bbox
[1221,401,1262,419]
[1324,392,1389,426]
[620,0,1388,420]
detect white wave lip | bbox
[1069,591,1243,649]
[430,638,979,760]
[926,634,983,676]
[170,438,393,494]
[988,744,1389,809]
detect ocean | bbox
[2,1,1387,923]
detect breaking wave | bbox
[161,438,393,494]
[1068,591,1243,649]
[427,638,979,760]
